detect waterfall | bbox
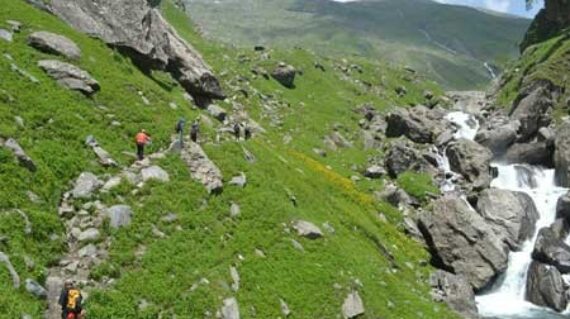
[440,110,570,319]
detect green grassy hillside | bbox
[0,0,458,318]
[184,0,530,90]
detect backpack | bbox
[66,289,81,311]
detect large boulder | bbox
[385,105,448,144]
[384,140,428,178]
[503,142,553,167]
[46,0,223,101]
[525,261,568,312]
[38,60,100,95]
[476,189,539,250]
[554,120,570,187]
[556,192,570,221]
[271,63,296,88]
[430,270,479,319]
[446,139,493,190]
[418,195,508,291]
[509,83,553,142]
[474,115,518,156]
[180,142,223,193]
[532,225,570,273]
[27,31,81,59]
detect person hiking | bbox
[190,121,200,143]
[175,118,186,146]
[244,123,252,140]
[233,122,241,140]
[58,280,85,319]
[135,129,151,161]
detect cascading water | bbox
[441,111,570,319]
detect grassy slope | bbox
[0,1,457,318]
[184,0,530,90]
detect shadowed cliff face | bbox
[521,0,570,52]
[43,0,224,101]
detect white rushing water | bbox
[441,110,570,318]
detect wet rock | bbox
[430,270,479,319]
[71,172,102,198]
[446,139,492,190]
[271,62,296,88]
[141,166,170,183]
[3,138,36,172]
[476,189,539,250]
[341,291,365,319]
[28,31,81,59]
[48,0,223,100]
[292,220,323,239]
[0,252,20,288]
[525,261,568,312]
[106,205,133,229]
[25,279,47,299]
[503,142,553,167]
[38,60,100,95]
[418,194,508,290]
[180,142,223,193]
[532,225,570,273]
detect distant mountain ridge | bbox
[184,0,531,89]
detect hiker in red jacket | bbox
[135,129,151,160]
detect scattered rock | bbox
[342,291,365,319]
[525,261,568,312]
[102,176,122,192]
[221,297,240,319]
[430,270,478,319]
[181,142,223,193]
[85,135,117,167]
[206,104,227,122]
[0,28,13,42]
[38,60,100,95]
[446,139,492,190]
[503,142,553,167]
[363,165,385,179]
[280,298,291,317]
[141,166,170,183]
[418,195,508,290]
[6,20,22,33]
[78,244,97,257]
[229,173,247,188]
[292,220,323,239]
[25,279,47,299]
[28,31,81,59]
[3,138,37,172]
[71,172,102,198]
[0,252,20,288]
[230,202,240,218]
[105,205,133,229]
[271,63,296,88]
[78,228,100,242]
[161,212,178,223]
[230,266,240,292]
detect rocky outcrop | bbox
[384,140,430,178]
[477,189,539,250]
[28,31,81,59]
[38,60,100,95]
[509,83,553,142]
[385,105,448,144]
[430,270,479,319]
[520,0,570,52]
[180,142,223,193]
[46,0,223,101]
[418,195,508,291]
[554,120,570,187]
[271,62,296,88]
[525,260,568,312]
[446,139,492,190]
[532,224,570,273]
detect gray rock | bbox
[230,266,240,292]
[221,297,240,319]
[363,165,385,179]
[7,20,22,33]
[78,244,97,257]
[503,142,553,167]
[476,189,539,250]
[430,270,479,319]
[271,63,296,88]
[206,104,227,122]
[556,192,570,221]
[102,176,122,192]
[48,0,224,100]
[38,60,100,95]
[106,205,133,229]
[555,121,570,187]
[161,213,178,223]
[3,138,36,172]
[385,105,448,144]
[532,225,570,273]
[28,31,81,59]
[229,173,247,188]
[384,140,427,178]
[474,119,518,156]
[0,252,20,288]
[375,184,415,208]
[71,172,102,198]
[324,132,353,150]
[510,84,553,142]
[25,278,47,299]
[538,127,555,145]
[180,142,223,193]
[141,166,170,183]
[292,220,323,239]
[342,291,365,319]
[85,136,118,167]
[525,261,568,312]
[279,298,291,317]
[418,195,508,290]
[446,139,493,190]
[0,28,13,42]
[230,202,240,218]
[78,228,100,242]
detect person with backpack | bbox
[175,118,186,146]
[233,122,241,140]
[244,123,252,140]
[135,129,151,160]
[190,120,200,143]
[58,280,85,319]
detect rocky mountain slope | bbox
[0,0,463,318]
[183,0,531,90]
